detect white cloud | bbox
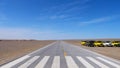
[37,0,90,20]
[43,1,80,12]
[54,1,89,15]
[49,15,67,19]
[0,27,76,40]
[50,15,57,19]
[82,0,91,4]
[79,16,116,26]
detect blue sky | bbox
[0,0,120,40]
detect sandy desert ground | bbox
[0,40,54,65]
[65,40,120,61]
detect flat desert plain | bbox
[65,40,120,61]
[0,40,54,65]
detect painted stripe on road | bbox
[18,56,40,68]
[65,56,78,68]
[87,57,109,68]
[77,56,94,68]
[0,55,30,68]
[97,57,120,68]
[35,56,50,68]
[51,56,60,68]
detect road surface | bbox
[0,41,120,68]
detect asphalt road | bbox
[0,41,120,68]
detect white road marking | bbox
[87,57,109,68]
[51,56,60,68]
[0,55,30,68]
[65,56,79,68]
[97,57,120,68]
[18,56,40,68]
[29,42,57,55]
[77,56,94,68]
[35,56,50,68]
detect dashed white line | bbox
[65,56,79,68]
[18,56,40,68]
[77,56,94,68]
[0,55,30,68]
[1,55,120,68]
[35,56,50,68]
[51,56,60,68]
[87,57,109,68]
[97,57,120,68]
